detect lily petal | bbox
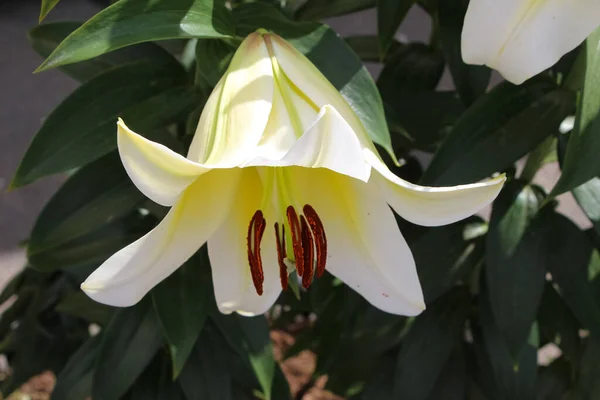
[254,84,302,161]
[188,33,275,165]
[365,149,506,227]
[118,119,208,206]
[288,167,425,316]
[462,0,600,84]
[267,34,374,150]
[244,105,371,182]
[208,168,281,316]
[81,169,239,306]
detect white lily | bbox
[462,0,600,84]
[81,30,505,316]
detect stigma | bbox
[247,205,327,295]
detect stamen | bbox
[274,222,288,291]
[286,206,304,277]
[247,210,266,295]
[303,205,327,277]
[300,216,314,289]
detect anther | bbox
[247,210,266,295]
[300,216,314,289]
[274,222,288,291]
[303,205,327,277]
[286,206,304,277]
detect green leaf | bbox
[556,127,600,235]
[12,60,202,187]
[152,253,211,379]
[36,0,235,72]
[179,322,234,400]
[360,355,396,399]
[5,296,86,393]
[550,26,600,197]
[237,317,278,400]
[0,270,26,306]
[572,178,600,235]
[28,152,143,255]
[28,212,150,272]
[376,0,415,58]
[519,136,557,182]
[536,359,571,400]
[128,353,187,400]
[485,181,547,357]
[0,288,37,339]
[93,301,163,400]
[345,35,402,62]
[436,0,490,105]
[411,217,484,304]
[52,336,101,400]
[546,212,600,335]
[426,349,467,400]
[384,91,464,152]
[377,43,445,99]
[537,284,581,362]
[572,337,600,398]
[422,79,574,185]
[234,3,397,162]
[29,22,180,82]
[474,288,538,400]
[295,0,375,20]
[39,0,60,22]
[212,312,291,400]
[393,288,470,400]
[56,291,115,325]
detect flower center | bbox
[246,204,327,296]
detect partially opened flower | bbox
[462,0,600,84]
[81,30,505,316]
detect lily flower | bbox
[462,0,600,84]
[81,30,505,316]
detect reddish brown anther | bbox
[300,216,314,289]
[273,205,328,291]
[247,210,266,295]
[274,222,288,291]
[286,206,304,277]
[303,205,327,277]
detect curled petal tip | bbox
[410,303,426,316]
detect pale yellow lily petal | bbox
[244,105,371,182]
[81,169,240,307]
[364,150,506,227]
[118,119,208,206]
[255,78,316,161]
[188,33,275,165]
[267,34,375,151]
[287,167,425,316]
[207,168,281,316]
[462,0,600,84]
